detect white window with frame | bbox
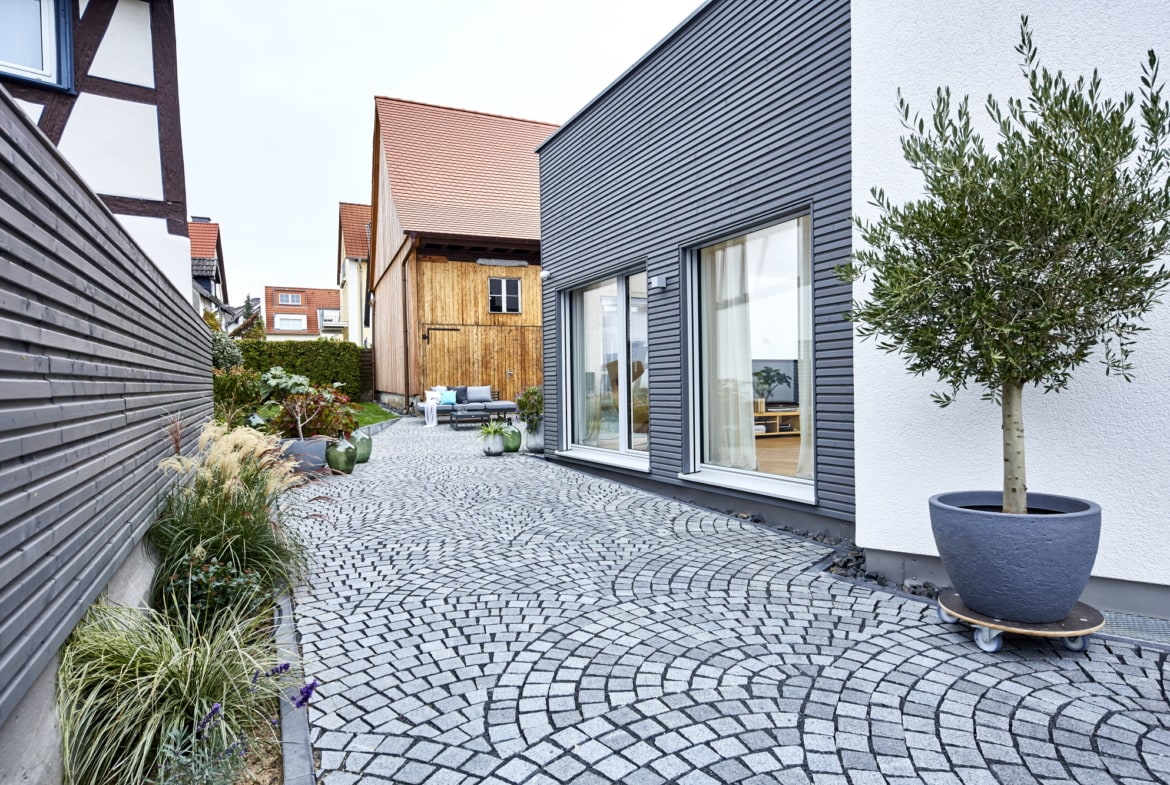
[488,277,521,314]
[0,0,69,88]
[278,292,302,305]
[564,272,650,469]
[689,214,815,503]
[275,314,307,331]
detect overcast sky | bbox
[172,0,702,307]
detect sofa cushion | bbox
[467,385,492,403]
[439,390,457,405]
[463,402,487,411]
[484,401,518,412]
[454,386,469,404]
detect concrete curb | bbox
[275,592,314,785]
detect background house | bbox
[264,285,343,340]
[368,98,557,408]
[337,201,371,347]
[1,0,190,297]
[537,0,1167,617]
[0,1,209,779]
[189,216,228,322]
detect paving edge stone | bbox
[276,592,315,785]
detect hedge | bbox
[239,340,363,396]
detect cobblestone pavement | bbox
[290,420,1170,785]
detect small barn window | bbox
[489,278,521,313]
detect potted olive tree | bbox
[843,19,1170,623]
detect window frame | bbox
[488,277,521,314]
[274,314,307,331]
[278,293,302,306]
[557,271,651,469]
[0,0,73,91]
[681,211,816,505]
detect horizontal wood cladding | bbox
[0,92,210,727]
[539,0,854,519]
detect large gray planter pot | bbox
[281,437,328,474]
[929,491,1101,624]
[525,424,544,453]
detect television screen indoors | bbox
[751,359,798,406]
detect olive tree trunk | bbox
[1001,381,1027,514]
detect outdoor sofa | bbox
[413,385,518,419]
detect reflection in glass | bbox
[627,272,649,452]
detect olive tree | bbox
[842,18,1170,514]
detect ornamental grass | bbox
[57,602,282,785]
[149,423,305,603]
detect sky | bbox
[172,0,702,307]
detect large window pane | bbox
[698,216,812,480]
[0,0,43,70]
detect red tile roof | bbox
[374,98,558,240]
[188,221,220,259]
[339,202,370,259]
[264,286,341,334]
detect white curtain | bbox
[701,239,757,471]
[796,217,814,479]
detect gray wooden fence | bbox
[0,89,210,727]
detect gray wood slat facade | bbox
[0,90,210,726]
[538,0,854,521]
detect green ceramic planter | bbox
[351,429,373,463]
[502,424,522,453]
[326,436,357,474]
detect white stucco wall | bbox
[88,0,155,88]
[851,1,1170,587]
[13,97,43,124]
[115,214,191,299]
[58,94,163,200]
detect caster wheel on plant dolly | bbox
[936,588,1103,654]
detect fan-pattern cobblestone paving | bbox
[289,420,1170,785]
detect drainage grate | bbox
[1102,611,1170,645]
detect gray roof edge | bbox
[535,0,717,154]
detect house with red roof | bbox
[337,202,371,347]
[367,98,557,408]
[189,216,227,317]
[264,286,343,340]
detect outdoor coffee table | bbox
[449,408,491,430]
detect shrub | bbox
[57,602,282,785]
[516,386,544,432]
[268,386,358,440]
[212,367,264,427]
[150,424,304,599]
[240,340,361,395]
[157,549,269,636]
[210,331,241,370]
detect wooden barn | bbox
[367,98,557,407]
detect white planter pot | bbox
[482,433,505,456]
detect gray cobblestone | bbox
[289,421,1170,785]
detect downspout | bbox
[362,222,371,347]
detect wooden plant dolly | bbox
[936,587,1103,653]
